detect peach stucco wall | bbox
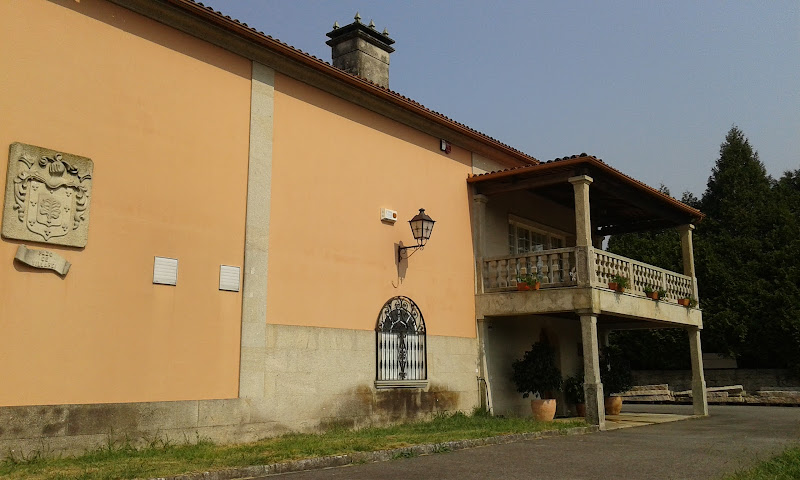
[269,74,477,338]
[0,0,251,406]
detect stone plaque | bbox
[14,245,71,275]
[2,142,93,247]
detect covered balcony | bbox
[468,154,708,428]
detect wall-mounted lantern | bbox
[398,208,435,262]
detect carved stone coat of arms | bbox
[2,143,93,247]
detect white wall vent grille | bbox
[153,256,178,286]
[219,265,241,292]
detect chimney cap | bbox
[326,18,395,51]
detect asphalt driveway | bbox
[262,404,800,480]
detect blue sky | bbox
[200,1,798,198]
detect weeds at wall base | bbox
[0,410,587,480]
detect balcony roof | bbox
[468,154,704,235]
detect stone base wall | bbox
[632,369,798,394]
[260,324,480,431]
[0,325,480,459]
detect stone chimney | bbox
[326,12,395,88]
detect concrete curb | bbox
[626,399,800,407]
[149,425,599,480]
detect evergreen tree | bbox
[680,191,700,209]
[695,127,774,365]
[608,329,690,370]
[763,170,800,373]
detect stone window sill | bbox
[375,380,428,389]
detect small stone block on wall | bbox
[2,142,93,247]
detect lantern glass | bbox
[408,208,435,246]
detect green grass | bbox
[0,411,586,480]
[723,446,800,480]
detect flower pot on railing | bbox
[608,275,629,293]
[517,274,542,291]
[643,286,668,301]
[678,297,698,308]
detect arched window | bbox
[376,296,427,386]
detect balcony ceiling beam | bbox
[591,177,693,226]
[598,321,682,331]
[595,218,681,236]
[474,171,577,196]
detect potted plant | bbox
[525,272,543,290]
[608,274,629,293]
[511,340,563,421]
[516,273,542,291]
[599,345,633,415]
[643,286,668,301]
[678,296,698,308]
[643,285,656,299]
[563,371,585,418]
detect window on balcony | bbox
[375,296,427,388]
[504,216,574,283]
[507,217,566,255]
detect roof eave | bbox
[469,155,704,222]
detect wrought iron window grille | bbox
[376,296,427,384]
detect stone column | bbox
[580,313,606,429]
[476,317,494,414]
[569,175,594,247]
[239,62,275,399]
[678,224,699,300]
[569,175,594,287]
[688,326,709,416]
[472,194,489,294]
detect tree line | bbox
[608,127,800,375]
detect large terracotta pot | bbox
[531,399,557,421]
[575,403,586,418]
[516,283,531,291]
[604,395,623,415]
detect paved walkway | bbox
[261,405,800,480]
[604,411,694,430]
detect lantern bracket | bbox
[398,243,425,262]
